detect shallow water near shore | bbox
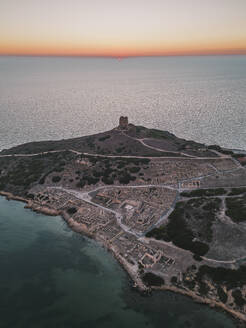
[0,196,237,328]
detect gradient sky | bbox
[0,0,246,57]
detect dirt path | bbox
[0,147,235,161]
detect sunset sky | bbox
[0,0,246,57]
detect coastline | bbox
[0,191,245,325]
[153,285,246,324]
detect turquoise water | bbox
[0,55,245,151]
[0,197,238,328]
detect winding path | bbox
[0,147,235,161]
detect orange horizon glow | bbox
[1,37,246,58]
[1,0,246,58]
[1,47,246,58]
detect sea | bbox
[0,55,246,327]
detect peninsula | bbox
[1,117,246,324]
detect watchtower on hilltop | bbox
[119,116,128,129]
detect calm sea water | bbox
[0,55,245,327]
[0,55,245,151]
[0,197,237,328]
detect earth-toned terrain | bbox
[1,117,246,324]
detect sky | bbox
[0,0,246,57]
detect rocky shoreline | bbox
[0,191,245,326]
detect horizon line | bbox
[1,53,246,59]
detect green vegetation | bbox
[142,272,164,286]
[232,289,246,307]
[232,153,245,158]
[225,196,246,222]
[193,254,203,261]
[184,278,196,290]
[146,226,170,241]
[86,136,95,149]
[148,129,173,140]
[0,159,45,189]
[116,147,125,153]
[102,176,114,185]
[76,180,86,188]
[198,281,210,295]
[181,188,227,197]
[53,166,64,172]
[52,176,61,183]
[75,156,149,186]
[197,265,246,290]
[67,207,77,215]
[208,145,233,155]
[217,286,228,303]
[194,265,246,308]
[135,126,145,135]
[0,151,76,193]
[26,193,35,199]
[83,175,100,185]
[228,187,246,196]
[171,276,178,284]
[98,135,110,142]
[147,204,209,256]
[147,197,222,255]
[119,173,136,184]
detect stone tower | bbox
[119,116,128,129]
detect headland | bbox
[1,117,246,325]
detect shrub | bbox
[119,173,136,184]
[102,176,114,185]
[98,135,110,142]
[146,204,210,256]
[84,175,99,185]
[76,180,85,188]
[142,273,164,286]
[129,166,140,173]
[93,170,103,178]
[228,187,246,196]
[53,166,64,172]
[197,265,246,290]
[198,281,209,295]
[225,197,246,222]
[232,289,245,307]
[52,176,61,183]
[193,254,203,262]
[116,147,124,153]
[181,188,226,197]
[217,286,228,303]
[171,276,178,284]
[26,193,35,199]
[67,207,77,215]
